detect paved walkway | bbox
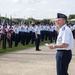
[0,41,75,75]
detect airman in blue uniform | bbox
[47,13,74,75]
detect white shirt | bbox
[31,26,35,32]
[44,26,47,31]
[20,25,25,32]
[73,24,75,30]
[53,25,57,31]
[56,24,74,50]
[49,26,54,32]
[35,26,41,34]
[14,27,19,34]
[40,25,44,31]
[27,26,31,33]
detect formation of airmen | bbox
[68,23,75,39]
[0,19,75,49]
[0,20,58,49]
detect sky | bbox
[0,0,75,19]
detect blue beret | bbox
[57,13,67,20]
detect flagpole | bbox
[0,13,1,25]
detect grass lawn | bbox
[0,40,51,54]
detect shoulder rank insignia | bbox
[62,27,65,31]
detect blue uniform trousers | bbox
[35,34,40,50]
[56,50,72,75]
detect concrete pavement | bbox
[0,41,75,75]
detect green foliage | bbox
[0,17,9,24]
[0,14,75,25]
[0,16,51,25]
[12,18,23,24]
[68,14,75,20]
[41,19,50,24]
[25,18,36,24]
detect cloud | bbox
[40,0,48,5]
[23,0,35,3]
[25,8,36,12]
[12,0,20,3]
[11,0,49,4]
[11,0,40,4]
[0,0,48,5]
[0,0,75,19]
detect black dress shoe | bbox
[36,49,41,51]
[38,49,41,51]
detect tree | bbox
[25,18,36,24]
[0,17,9,24]
[68,14,75,20]
[12,18,23,24]
[41,19,50,24]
